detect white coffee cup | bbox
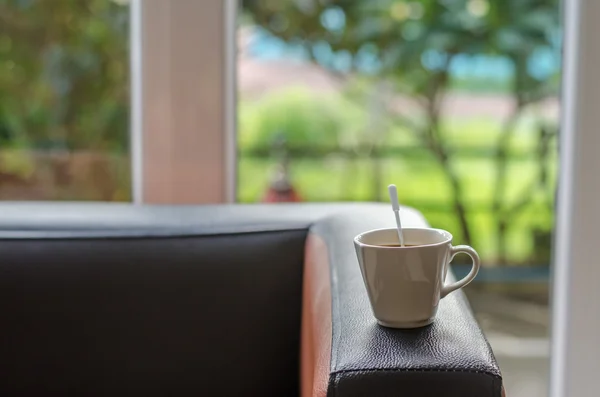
[354,228,480,329]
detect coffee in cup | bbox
[354,227,480,329]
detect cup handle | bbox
[440,245,480,299]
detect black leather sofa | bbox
[0,203,503,397]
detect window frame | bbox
[550,1,600,396]
[130,0,237,204]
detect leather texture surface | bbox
[310,209,503,397]
[0,203,368,397]
[0,203,501,397]
[0,229,306,397]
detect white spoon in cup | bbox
[388,184,405,247]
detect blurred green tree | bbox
[243,0,560,263]
[0,0,129,151]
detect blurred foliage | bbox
[242,0,560,264]
[0,0,130,201]
[0,0,129,151]
[243,0,559,89]
[239,87,364,149]
[0,148,35,178]
[238,90,558,264]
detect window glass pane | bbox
[0,0,130,200]
[238,1,560,395]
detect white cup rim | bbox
[354,227,453,249]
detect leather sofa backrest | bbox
[0,203,503,397]
[0,203,352,397]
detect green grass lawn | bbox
[238,117,556,266]
[238,156,553,265]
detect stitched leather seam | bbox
[329,241,342,374]
[328,331,502,395]
[329,368,502,397]
[0,226,310,240]
[330,372,338,397]
[332,367,502,379]
[332,368,501,397]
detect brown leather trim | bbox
[301,233,332,397]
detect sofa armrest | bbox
[301,206,503,397]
